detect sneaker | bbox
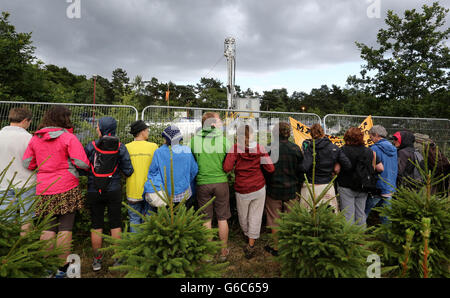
[92,255,102,271]
[264,245,278,257]
[54,269,67,278]
[243,244,256,259]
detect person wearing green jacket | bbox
[190,112,231,261]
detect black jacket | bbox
[396,131,423,186]
[337,145,374,191]
[266,139,305,201]
[83,140,134,193]
[302,137,351,185]
[81,117,134,193]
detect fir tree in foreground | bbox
[0,160,64,278]
[374,145,450,278]
[276,199,372,278]
[101,147,226,278]
[276,140,372,278]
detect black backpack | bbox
[90,136,120,193]
[352,149,378,193]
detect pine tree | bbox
[0,160,64,277]
[419,218,432,278]
[276,140,372,278]
[374,145,450,277]
[399,229,414,278]
[101,147,226,277]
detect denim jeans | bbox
[0,187,36,221]
[364,194,392,225]
[127,199,154,233]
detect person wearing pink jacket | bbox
[22,105,89,278]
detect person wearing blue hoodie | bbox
[83,116,134,272]
[365,125,398,225]
[144,125,198,209]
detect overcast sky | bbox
[1,0,448,95]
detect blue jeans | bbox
[364,194,391,225]
[0,187,36,221]
[127,200,154,233]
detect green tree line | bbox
[1,2,449,118]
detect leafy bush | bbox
[146,123,165,145]
[276,141,372,278]
[101,147,226,277]
[0,161,64,277]
[374,146,450,277]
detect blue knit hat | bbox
[162,125,182,145]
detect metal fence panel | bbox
[0,101,139,146]
[6,101,446,155]
[141,105,322,144]
[323,114,450,153]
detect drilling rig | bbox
[224,37,259,124]
[224,37,236,110]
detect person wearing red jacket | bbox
[223,124,275,259]
[22,106,90,278]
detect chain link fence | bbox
[0,101,139,146]
[141,105,322,145]
[1,101,448,155]
[323,114,450,154]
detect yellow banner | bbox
[289,117,344,148]
[289,116,374,148]
[325,134,344,147]
[358,115,374,147]
[289,117,311,147]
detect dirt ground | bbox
[71,221,281,278]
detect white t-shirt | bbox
[0,126,36,190]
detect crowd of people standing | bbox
[0,106,448,277]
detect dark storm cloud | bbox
[0,0,445,84]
